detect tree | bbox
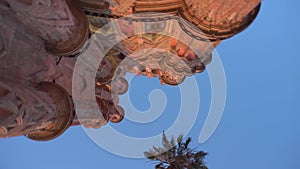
[144,132,208,169]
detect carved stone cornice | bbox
[79,0,261,41]
[135,0,262,41]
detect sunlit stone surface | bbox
[0,0,261,140]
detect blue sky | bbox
[1,1,300,169]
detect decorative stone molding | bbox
[135,0,261,41]
[0,0,262,140]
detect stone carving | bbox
[6,0,89,56]
[0,77,73,141]
[134,0,261,41]
[0,0,74,140]
[108,0,135,16]
[0,6,58,82]
[0,0,261,140]
[93,15,213,85]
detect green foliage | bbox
[144,133,208,169]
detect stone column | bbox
[6,0,89,56]
[0,2,74,141]
[0,78,73,141]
